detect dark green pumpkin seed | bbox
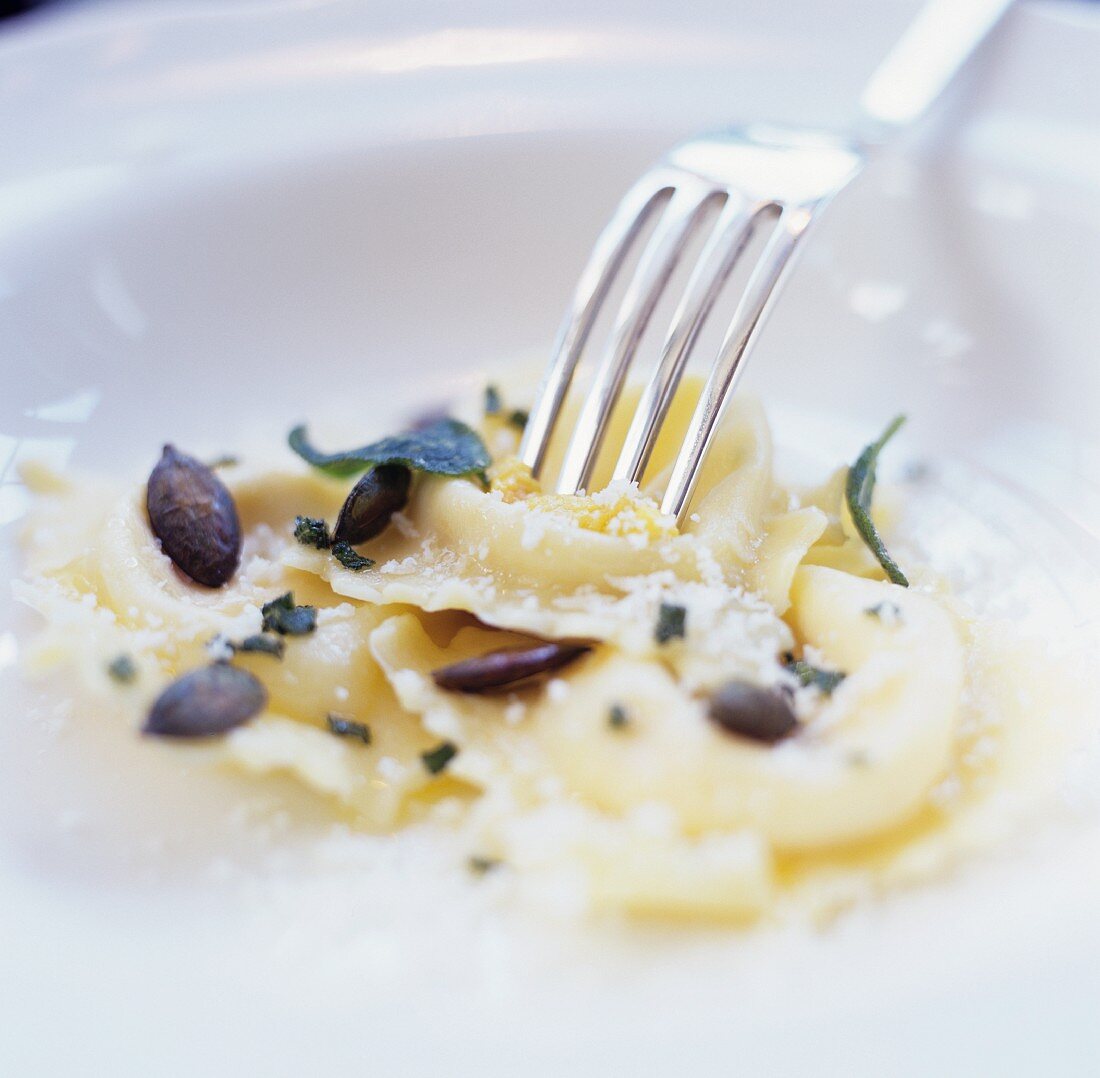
[707,681,798,744]
[432,641,589,693]
[144,664,266,738]
[146,444,241,587]
[333,464,412,545]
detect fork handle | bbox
[859,0,1014,135]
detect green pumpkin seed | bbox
[432,641,589,693]
[707,681,798,744]
[146,444,241,587]
[144,664,266,738]
[333,464,412,545]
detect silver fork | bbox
[520,0,1014,522]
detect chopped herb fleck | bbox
[331,540,374,571]
[326,714,372,744]
[846,415,909,587]
[468,855,501,876]
[293,515,331,549]
[288,418,491,481]
[235,633,285,659]
[507,409,529,431]
[786,658,846,696]
[864,601,903,624]
[608,703,630,730]
[484,385,503,416]
[421,740,458,775]
[107,654,137,684]
[261,592,317,636]
[655,602,687,645]
[207,454,240,470]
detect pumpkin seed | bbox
[144,664,266,738]
[432,641,590,693]
[333,464,412,545]
[146,444,241,587]
[707,681,798,743]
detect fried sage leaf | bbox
[288,418,490,480]
[331,541,374,571]
[655,602,687,645]
[432,641,590,693]
[146,444,242,587]
[261,592,317,636]
[234,633,285,659]
[608,703,630,730]
[846,415,909,587]
[326,714,372,744]
[707,681,798,743]
[293,515,331,549]
[785,658,846,696]
[468,855,502,875]
[483,385,502,416]
[421,740,458,774]
[144,664,266,738]
[333,464,411,545]
[107,654,137,684]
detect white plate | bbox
[1,2,1099,1075]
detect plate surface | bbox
[1,2,1099,1075]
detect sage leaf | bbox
[845,415,909,587]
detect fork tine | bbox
[611,194,763,486]
[519,172,675,478]
[660,205,813,522]
[553,177,722,494]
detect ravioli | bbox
[14,376,1059,923]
